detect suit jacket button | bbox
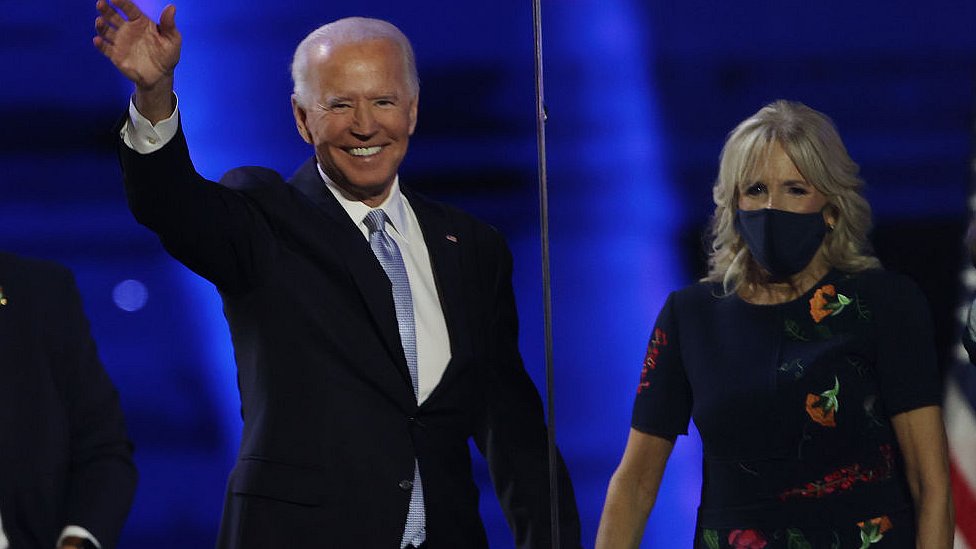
[398,479,413,491]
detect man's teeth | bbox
[349,146,382,157]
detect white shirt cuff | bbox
[57,525,101,548]
[120,94,180,154]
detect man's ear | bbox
[291,95,312,144]
[408,95,418,136]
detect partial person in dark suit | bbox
[0,253,136,549]
[93,1,581,548]
[964,218,976,365]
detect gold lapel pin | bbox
[0,286,7,306]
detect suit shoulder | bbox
[409,191,503,241]
[0,253,78,315]
[0,252,72,287]
[414,193,489,224]
[219,166,288,192]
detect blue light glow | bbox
[112,278,149,312]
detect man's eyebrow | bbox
[315,97,350,108]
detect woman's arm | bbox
[595,429,675,549]
[890,405,953,548]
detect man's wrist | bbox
[57,526,100,549]
[59,536,96,549]
[134,75,176,124]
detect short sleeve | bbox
[872,273,942,416]
[631,292,692,438]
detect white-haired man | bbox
[94,1,581,547]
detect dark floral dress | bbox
[632,269,941,548]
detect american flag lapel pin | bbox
[0,286,7,306]
[445,234,458,243]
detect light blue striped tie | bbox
[364,209,425,548]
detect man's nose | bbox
[351,104,377,137]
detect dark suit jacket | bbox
[0,253,136,549]
[118,123,581,548]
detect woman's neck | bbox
[738,256,831,305]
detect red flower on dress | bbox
[637,328,668,394]
[778,444,895,501]
[728,529,767,549]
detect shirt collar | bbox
[317,164,409,240]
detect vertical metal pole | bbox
[530,0,559,547]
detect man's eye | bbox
[328,103,351,111]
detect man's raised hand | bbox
[94,0,181,121]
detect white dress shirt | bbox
[121,99,451,403]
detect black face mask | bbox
[735,208,827,279]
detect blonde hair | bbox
[291,17,419,107]
[704,100,880,294]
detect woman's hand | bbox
[595,429,675,549]
[890,405,954,548]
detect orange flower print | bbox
[857,515,893,548]
[805,376,840,427]
[809,284,852,324]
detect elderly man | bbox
[93,1,581,548]
[0,253,136,549]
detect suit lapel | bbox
[404,188,472,403]
[289,159,414,392]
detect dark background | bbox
[1,1,973,546]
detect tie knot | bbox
[364,209,389,234]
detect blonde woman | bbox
[596,101,952,548]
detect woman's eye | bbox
[744,183,766,196]
[788,186,810,196]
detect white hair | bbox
[291,17,419,106]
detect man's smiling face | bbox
[292,38,418,206]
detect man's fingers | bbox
[159,4,177,33]
[112,0,146,22]
[95,0,127,27]
[94,16,118,43]
[92,35,113,57]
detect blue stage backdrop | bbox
[1,1,974,547]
